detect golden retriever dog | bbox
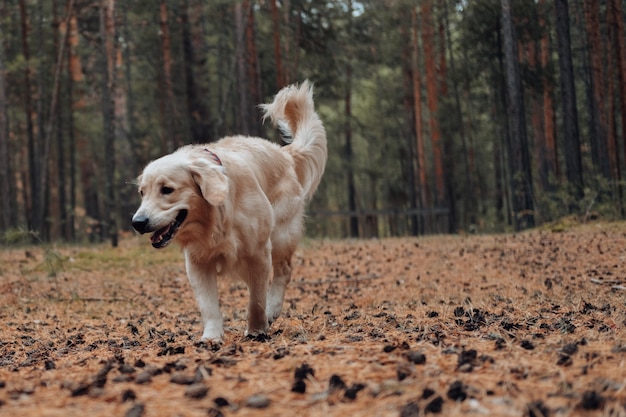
[131,81,327,342]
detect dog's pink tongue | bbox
[151,225,170,244]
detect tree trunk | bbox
[345,61,358,238]
[35,0,49,240]
[444,0,475,228]
[608,0,626,207]
[42,0,73,241]
[607,0,625,214]
[244,0,261,137]
[159,0,176,152]
[344,0,358,238]
[501,0,534,229]
[583,0,610,181]
[411,6,429,233]
[181,0,212,144]
[100,0,118,247]
[526,38,550,197]
[19,0,38,235]
[121,0,141,170]
[66,12,81,241]
[0,38,12,233]
[234,1,251,135]
[270,0,284,88]
[555,0,584,208]
[421,0,445,207]
[539,0,558,190]
[438,3,455,233]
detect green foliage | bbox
[41,248,66,278]
[2,228,38,245]
[2,0,626,240]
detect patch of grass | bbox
[70,244,181,271]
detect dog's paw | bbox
[194,339,222,351]
[200,331,224,346]
[245,332,270,342]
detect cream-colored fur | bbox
[131,81,327,341]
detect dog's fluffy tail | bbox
[261,80,327,201]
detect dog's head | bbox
[131,151,228,248]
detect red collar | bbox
[203,148,222,165]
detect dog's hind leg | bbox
[242,243,271,337]
[185,253,224,342]
[267,257,292,324]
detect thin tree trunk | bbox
[234,1,250,135]
[345,0,358,238]
[583,0,610,181]
[66,12,81,241]
[181,0,211,144]
[159,0,176,152]
[421,0,445,207]
[526,39,550,197]
[244,0,261,136]
[19,0,38,235]
[53,0,66,241]
[41,0,73,242]
[121,0,141,169]
[539,0,558,189]
[345,62,358,238]
[271,0,284,88]
[100,0,117,247]
[444,0,474,227]
[411,6,429,233]
[0,38,11,233]
[607,0,625,214]
[608,0,626,207]
[35,0,48,240]
[501,0,534,229]
[555,0,584,207]
[438,2,455,233]
[400,8,419,235]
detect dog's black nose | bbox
[132,215,150,234]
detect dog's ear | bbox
[189,160,228,206]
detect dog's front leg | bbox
[184,252,223,342]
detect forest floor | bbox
[0,221,625,417]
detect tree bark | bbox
[159,0,176,152]
[244,0,261,137]
[100,0,118,247]
[608,0,626,202]
[345,62,358,238]
[0,37,12,233]
[411,6,429,231]
[234,1,250,135]
[444,0,475,227]
[539,0,558,190]
[43,0,74,241]
[19,0,38,235]
[555,0,584,207]
[66,12,81,241]
[270,0,284,88]
[583,0,610,181]
[345,0,358,238]
[421,0,445,206]
[501,0,534,229]
[181,0,212,144]
[607,0,625,213]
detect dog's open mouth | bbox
[151,210,188,249]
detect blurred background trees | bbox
[1,0,626,244]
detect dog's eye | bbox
[139,190,144,197]
[161,186,174,195]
